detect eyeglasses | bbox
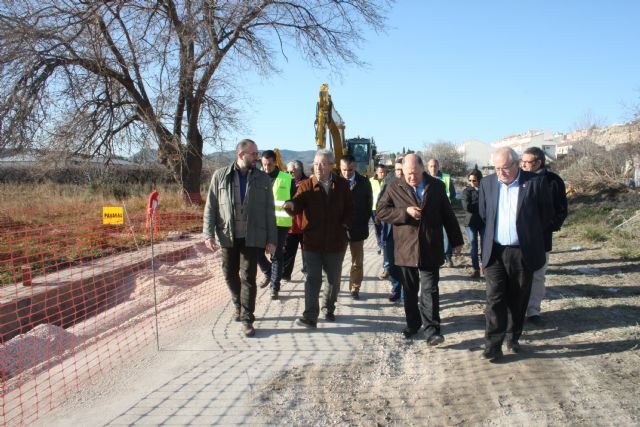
[287,171,295,175]
[520,160,538,165]
[495,162,516,173]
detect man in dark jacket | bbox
[462,169,485,278]
[283,149,354,327]
[376,154,463,345]
[478,147,554,361]
[340,154,373,300]
[520,146,568,324]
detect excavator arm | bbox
[315,83,346,166]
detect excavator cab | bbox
[346,137,377,176]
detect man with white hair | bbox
[283,149,354,327]
[478,147,554,361]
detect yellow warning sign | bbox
[102,206,124,225]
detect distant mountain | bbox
[202,149,317,166]
[277,149,317,165]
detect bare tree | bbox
[0,0,390,201]
[421,140,466,176]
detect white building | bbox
[456,139,493,169]
[491,130,564,160]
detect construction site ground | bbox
[31,226,640,426]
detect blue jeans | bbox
[384,228,403,299]
[257,226,289,290]
[443,227,452,260]
[465,225,484,271]
[372,212,384,249]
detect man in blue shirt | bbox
[478,147,553,361]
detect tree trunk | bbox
[156,129,203,206]
[181,127,204,205]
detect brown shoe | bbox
[259,276,271,289]
[378,271,390,280]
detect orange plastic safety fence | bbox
[0,204,228,425]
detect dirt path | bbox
[30,227,640,426]
[254,231,640,426]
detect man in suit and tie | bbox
[376,154,463,345]
[478,147,554,361]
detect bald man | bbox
[376,154,463,345]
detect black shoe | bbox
[234,307,241,322]
[427,334,445,346]
[506,342,521,354]
[527,315,544,326]
[324,312,336,322]
[282,275,291,282]
[259,276,271,289]
[270,289,279,300]
[295,317,317,329]
[242,322,255,337]
[480,347,503,361]
[351,290,359,300]
[388,291,400,302]
[402,327,420,339]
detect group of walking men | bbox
[203,139,567,361]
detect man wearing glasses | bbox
[203,139,277,337]
[520,147,568,325]
[478,147,554,360]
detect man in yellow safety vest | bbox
[258,150,294,299]
[369,164,387,255]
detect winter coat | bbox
[286,173,353,253]
[347,172,373,241]
[202,162,277,248]
[462,186,484,229]
[539,168,568,251]
[376,172,463,268]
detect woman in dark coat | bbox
[462,169,484,278]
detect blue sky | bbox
[224,1,640,155]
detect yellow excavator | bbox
[314,83,377,176]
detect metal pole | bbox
[150,212,160,351]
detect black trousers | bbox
[221,238,259,324]
[282,232,304,278]
[484,244,533,350]
[398,266,441,338]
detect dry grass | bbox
[0,183,204,285]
